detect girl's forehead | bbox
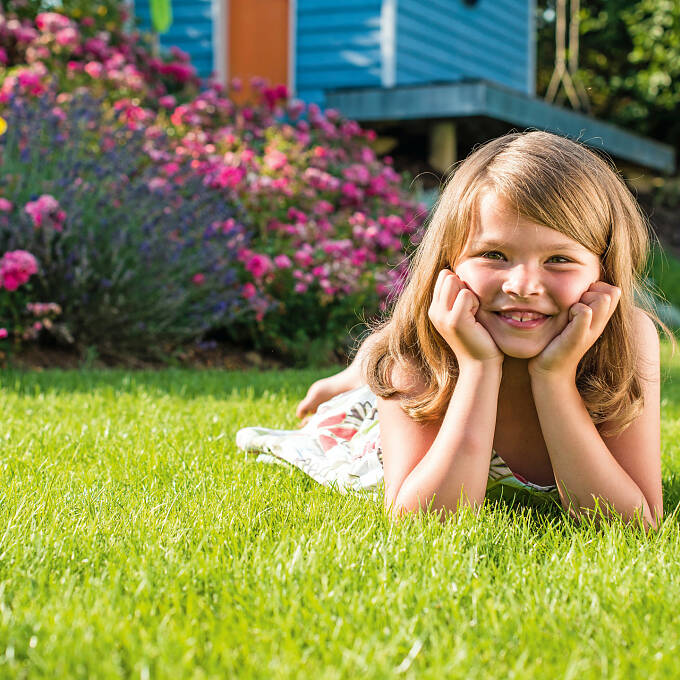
[470,193,586,251]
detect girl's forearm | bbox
[531,375,655,527]
[393,361,502,517]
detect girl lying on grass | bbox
[238,131,674,529]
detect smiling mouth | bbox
[492,311,551,329]
[495,311,549,322]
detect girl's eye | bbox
[479,252,572,264]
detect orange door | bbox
[228,0,290,102]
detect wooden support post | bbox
[428,121,457,174]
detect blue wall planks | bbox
[134,0,215,79]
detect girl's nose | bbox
[501,264,545,298]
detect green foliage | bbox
[536,1,680,157]
[149,0,172,34]
[647,245,680,310]
[0,351,678,677]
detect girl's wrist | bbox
[458,357,504,378]
[528,364,575,386]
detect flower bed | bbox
[0,5,426,363]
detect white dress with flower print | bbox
[236,385,559,503]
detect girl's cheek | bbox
[453,264,485,293]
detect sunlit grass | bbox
[0,342,678,678]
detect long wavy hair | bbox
[363,131,675,436]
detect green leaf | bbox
[150,0,173,34]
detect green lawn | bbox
[0,341,679,679]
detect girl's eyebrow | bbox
[470,238,585,253]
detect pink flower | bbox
[341,182,361,201]
[147,177,168,192]
[55,27,79,47]
[0,328,7,339]
[0,48,7,66]
[242,282,256,299]
[313,200,333,215]
[84,61,104,79]
[192,273,205,286]
[287,207,307,223]
[207,165,245,189]
[158,95,177,108]
[264,149,288,172]
[0,198,12,212]
[245,254,273,278]
[342,164,371,184]
[36,12,72,33]
[83,37,109,60]
[273,254,292,269]
[293,248,314,267]
[0,250,38,291]
[24,195,65,231]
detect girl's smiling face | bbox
[454,192,602,359]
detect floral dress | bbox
[236,385,560,505]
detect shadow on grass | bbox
[0,367,340,399]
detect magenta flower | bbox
[0,328,7,339]
[287,207,307,223]
[246,254,273,278]
[158,95,177,109]
[192,273,205,286]
[0,250,38,291]
[242,282,256,299]
[0,198,13,212]
[341,182,361,201]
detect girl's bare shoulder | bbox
[388,357,430,399]
[633,306,660,380]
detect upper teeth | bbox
[502,312,545,322]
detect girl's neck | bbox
[500,356,532,390]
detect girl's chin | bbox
[480,314,566,359]
[485,332,551,359]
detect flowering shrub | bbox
[0,247,63,351]
[0,4,201,110]
[0,88,251,357]
[0,248,37,290]
[0,6,427,362]
[157,82,426,360]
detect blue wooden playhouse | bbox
[133,0,674,174]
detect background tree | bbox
[537,0,680,167]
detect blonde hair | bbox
[364,131,675,436]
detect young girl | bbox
[238,131,672,529]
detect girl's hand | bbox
[296,369,360,425]
[528,281,621,381]
[428,269,504,367]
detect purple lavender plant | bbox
[0,86,252,357]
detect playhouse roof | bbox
[325,80,675,173]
